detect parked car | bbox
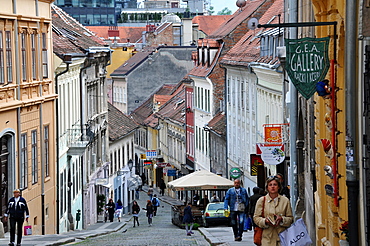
[202,202,230,227]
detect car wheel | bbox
[204,219,209,228]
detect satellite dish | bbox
[236,0,247,8]
[247,18,259,30]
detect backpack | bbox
[152,198,158,206]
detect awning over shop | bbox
[167,170,234,191]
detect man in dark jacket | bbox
[4,189,29,246]
[248,187,263,228]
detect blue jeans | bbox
[230,211,245,238]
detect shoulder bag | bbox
[254,196,265,246]
[235,188,245,212]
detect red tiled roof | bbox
[207,112,226,136]
[153,88,186,126]
[221,0,284,66]
[192,15,232,36]
[154,95,173,106]
[52,5,105,57]
[87,26,145,43]
[208,0,266,40]
[108,102,139,141]
[188,41,223,78]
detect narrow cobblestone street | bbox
[71,194,211,246]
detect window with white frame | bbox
[42,33,48,78]
[20,133,28,189]
[5,31,12,83]
[31,130,38,184]
[44,125,50,177]
[31,32,37,80]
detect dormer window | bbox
[260,27,284,57]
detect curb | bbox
[198,227,225,246]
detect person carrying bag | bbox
[253,176,293,245]
[279,218,313,246]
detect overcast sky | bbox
[210,0,239,14]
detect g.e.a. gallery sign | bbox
[285,37,330,99]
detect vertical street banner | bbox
[285,37,330,99]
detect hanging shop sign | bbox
[257,143,285,165]
[285,37,330,99]
[250,154,264,176]
[264,125,282,143]
[229,167,243,179]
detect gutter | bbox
[54,55,72,234]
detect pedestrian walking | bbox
[276,173,290,199]
[248,187,263,228]
[224,179,249,242]
[143,200,154,226]
[183,202,194,236]
[253,176,293,245]
[115,199,123,222]
[105,198,115,222]
[159,179,166,196]
[132,200,140,227]
[135,188,140,200]
[151,194,160,216]
[147,186,154,200]
[4,189,30,246]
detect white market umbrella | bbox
[167,170,234,191]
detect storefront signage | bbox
[229,167,242,179]
[261,147,285,165]
[167,169,177,176]
[250,154,263,176]
[264,125,282,143]
[285,37,330,99]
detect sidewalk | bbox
[0,186,253,246]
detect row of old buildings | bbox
[0,0,369,245]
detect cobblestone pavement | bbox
[71,196,210,246]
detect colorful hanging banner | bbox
[285,37,330,99]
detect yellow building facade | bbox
[311,1,348,245]
[0,0,56,235]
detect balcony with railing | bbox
[64,126,92,156]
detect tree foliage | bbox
[217,7,232,15]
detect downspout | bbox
[79,56,91,229]
[35,0,46,235]
[345,0,359,244]
[288,0,298,217]
[55,57,71,234]
[14,0,21,197]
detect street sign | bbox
[167,169,176,176]
[146,150,157,158]
[229,167,242,179]
[140,154,146,159]
[95,178,108,185]
[285,37,330,99]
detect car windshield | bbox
[208,203,224,211]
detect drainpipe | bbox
[13,0,21,195]
[288,0,298,217]
[345,0,359,244]
[55,55,72,234]
[35,0,46,235]
[79,54,93,229]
